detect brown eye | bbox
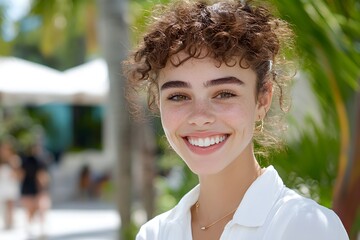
[214,91,237,99]
[168,94,190,101]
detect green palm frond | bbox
[268,0,360,208]
[29,0,90,56]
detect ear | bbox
[255,81,273,120]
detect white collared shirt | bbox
[136,166,349,240]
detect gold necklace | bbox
[195,201,237,230]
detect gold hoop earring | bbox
[255,117,264,132]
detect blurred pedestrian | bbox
[19,143,51,237]
[0,137,21,230]
[78,164,92,200]
[31,143,52,232]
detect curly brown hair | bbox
[124,0,295,151]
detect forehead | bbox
[158,53,257,85]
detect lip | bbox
[182,133,229,155]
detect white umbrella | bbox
[0,57,108,105]
[63,58,108,105]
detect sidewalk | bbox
[0,200,120,240]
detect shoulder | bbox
[135,207,177,240]
[270,188,349,240]
[136,185,199,240]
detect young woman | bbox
[124,0,349,239]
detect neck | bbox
[196,146,263,219]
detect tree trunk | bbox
[139,116,156,220]
[96,0,132,239]
[333,85,360,239]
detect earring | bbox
[255,116,264,132]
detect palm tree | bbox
[95,1,133,238]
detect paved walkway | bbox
[0,200,120,240]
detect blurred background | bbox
[0,0,359,239]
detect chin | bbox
[186,161,228,176]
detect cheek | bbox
[160,105,184,133]
[160,107,187,153]
[215,102,256,124]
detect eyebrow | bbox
[160,76,243,91]
[160,80,190,90]
[204,77,244,87]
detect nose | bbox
[187,101,215,126]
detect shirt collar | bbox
[172,184,200,220]
[164,184,200,234]
[232,165,284,227]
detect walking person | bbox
[124,0,349,239]
[0,137,21,230]
[31,143,52,236]
[19,143,50,237]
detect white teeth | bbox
[187,135,227,147]
[204,138,210,146]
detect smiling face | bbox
[158,54,272,176]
